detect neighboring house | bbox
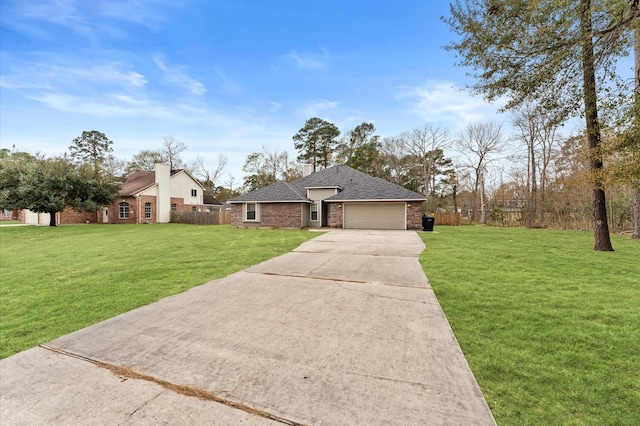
[498,199,525,213]
[229,165,426,230]
[203,194,224,212]
[23,208,98,226]
[2,210,22,221]
[103,163,205,224]
[22,163,206,225]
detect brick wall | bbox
[231,202,302,228]
[105,196,142,224]
[170,197,188,212]
[103,196,192,224]
[2,210,22,221]
[138,195,156,223]
[59,207,99,224]
[262,203,301,228]
[327,202,343,228]
[406,203,424,230]
[230,204,243,226]
[230,201,423,230]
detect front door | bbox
[322,201,329,227]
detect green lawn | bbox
[419,226,640,426]
[3,224,638,424]
[0,224,317,359]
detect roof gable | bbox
[119,165,206,197]
[171,169,205,189]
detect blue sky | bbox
[1,0,512,182]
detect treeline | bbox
[2,117,637,236]
[242,119,455,199]
[242,112,638,237]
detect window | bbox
[144,202,152,219]
[119,202,129,219]
[171,203,177,211]
[191,189,197,197]
[311,203,318,221]
[192,206,197,212]
[245,203,257,221]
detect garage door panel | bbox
[344,203,405,230]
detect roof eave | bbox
[228,199,312,204]
[325,198,426,202]
[304,185,343,190]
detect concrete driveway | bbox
[1,230,495,425]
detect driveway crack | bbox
[334,282,429,303]
[118,390,164,425]
[39,345,308,426]
[252,270,367,284]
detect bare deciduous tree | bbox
[512,103,562,226]
[399,125,453,197]
[193,153,228,196]
[456,122,504,223]
[242,145,296,191]
[162,136,187,171]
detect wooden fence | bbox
[170,210,231,225]
[434,212,461,226]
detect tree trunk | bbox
[633,22,640,239]
[453,184,458,214]
[49,211,57,227]
[581,0,614,251]
[530,138,537,227]
[480,174,487,224]
[633,192,640,239]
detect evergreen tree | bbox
[293,117,340,172]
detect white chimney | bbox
[154,163,171,223]
[303,164,313,177]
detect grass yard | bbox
[0,224,317,359]
[419,227,639,426]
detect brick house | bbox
[102,163,205,224]
[229,165,426,230]
[23,163,206,225]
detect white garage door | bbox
[23,210,51,225]
[343,202,405,230]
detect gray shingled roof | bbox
[229,165,426,203]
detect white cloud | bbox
[0,54,242,129]
[0,0,184,39]
[269,101,283,112]
[153,56,206,96]
[213,68,241,94]
[107,93,147,105]
[0,58,146,91]
[285,49,329,71]
[17,0,90,35]
[27,91,241,129]
[98,0,181,30]
[396,80,507,131]
[69,64,147,87]
[299,99,339,117]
